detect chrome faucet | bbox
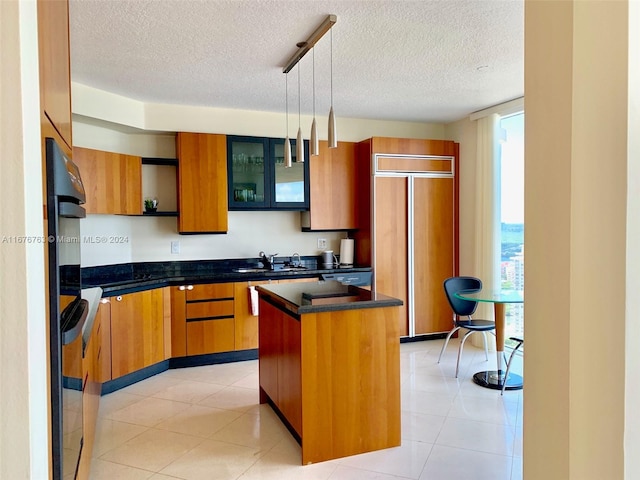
[291,252,301,267]
[259,251,278,270]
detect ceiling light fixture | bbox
[310,47,319,156]
[282,14,337,150]
[327,28,337,148]
[296,63,305,163]
[284,72,292,168]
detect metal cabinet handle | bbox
[178,285,186,291]
[187,285,194,290]
[179,285,194,291]
[116,296,122,302]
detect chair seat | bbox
[456,319,495,331]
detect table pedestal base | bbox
[473,370,523,391]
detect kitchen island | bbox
[256,281,403,464]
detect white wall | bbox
[73,86,447,267]
[0,1,48,478]
[524,1,633,478]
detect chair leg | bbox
[456,330,474,378]
[437,327,460,363]
[481,331,489,361]
[501,340,524,395]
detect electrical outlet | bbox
[317,238,327,249]
[171,241,180,254]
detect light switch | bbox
[171,241,180,254]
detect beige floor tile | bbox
[107,396,192,427]
[198,385,260,412]
[155,404,243,438]
[240,449,338,479]
[401,388,455,416]
[435,417,516,456]
[89,458,156,480]
[100,428,204,472]
[419,444,512,480]
[152,379,226,404]
[99,391,146,418]
[159,439,262,480]
[447,395,519,426]
[401,411,446,444]
[328,465,414,479]
[92,417,149,458]
[119,373,185,397]
[209,406,288,450]
[334,440,433,479]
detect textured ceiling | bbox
[69,0,523,124]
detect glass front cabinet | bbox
[227,135,309,210]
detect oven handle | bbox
[61,299,88,345]
[59,201,86,219]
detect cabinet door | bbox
[304,140,357,230]
[278,312,302,435]
[37,0,72,149]
[270,138,309,209]
[177,133,228,233]
[227,135,309,210]
[227,136,270,209]
[72,147,142,215]
[234,281,270,350]
[185,283,235,355]
[110,289,165,378]
[186,319,235,355]
[258,300,280,403]
[413,177,455,334]
[374,176,409,336]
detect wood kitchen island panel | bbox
[257,281,402,465]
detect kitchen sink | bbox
[232,266,309,273]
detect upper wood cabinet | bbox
[72,146,142,215]
[176,133,228,233]
[38,0,72,149]
[301,140,357,231]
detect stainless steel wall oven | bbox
[46,138,87,480]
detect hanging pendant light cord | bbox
[330,29,333,108]
[285,73,289,135]
[313,48,316,118]
[298,64,301,127]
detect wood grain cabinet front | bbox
[110,289,165,379]
[176,133,228,233]
[37,0,72,149]
[171,283,236,356]
[302,140,357,231]
[72,146,142,215]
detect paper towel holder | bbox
[339,238,355,267]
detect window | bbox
[499,112,524,338]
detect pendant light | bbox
[284,73,292,168]
[296,63,305,163]
[328,28,337,148]
[310,47,319,156]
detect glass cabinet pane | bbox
[273,142,305,204]
[229,138,268,207]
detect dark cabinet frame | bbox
[227,135,310,211]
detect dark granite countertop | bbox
[256,280,402,315]
[81,258,372,297]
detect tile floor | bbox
[88,339,523,480]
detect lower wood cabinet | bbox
[233,280,270,350]
[171,283,236,356]
[110,288,166,378]
[258,300,302,435]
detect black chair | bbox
[438,276,496,377]
[502,336,524,395]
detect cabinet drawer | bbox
[187,283,234,301]
[186,299,234,320]
[186,318,235,355]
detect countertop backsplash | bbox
[80,211,346,267]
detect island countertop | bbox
[256,280,403,315]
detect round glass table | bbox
[454,289,524,390]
